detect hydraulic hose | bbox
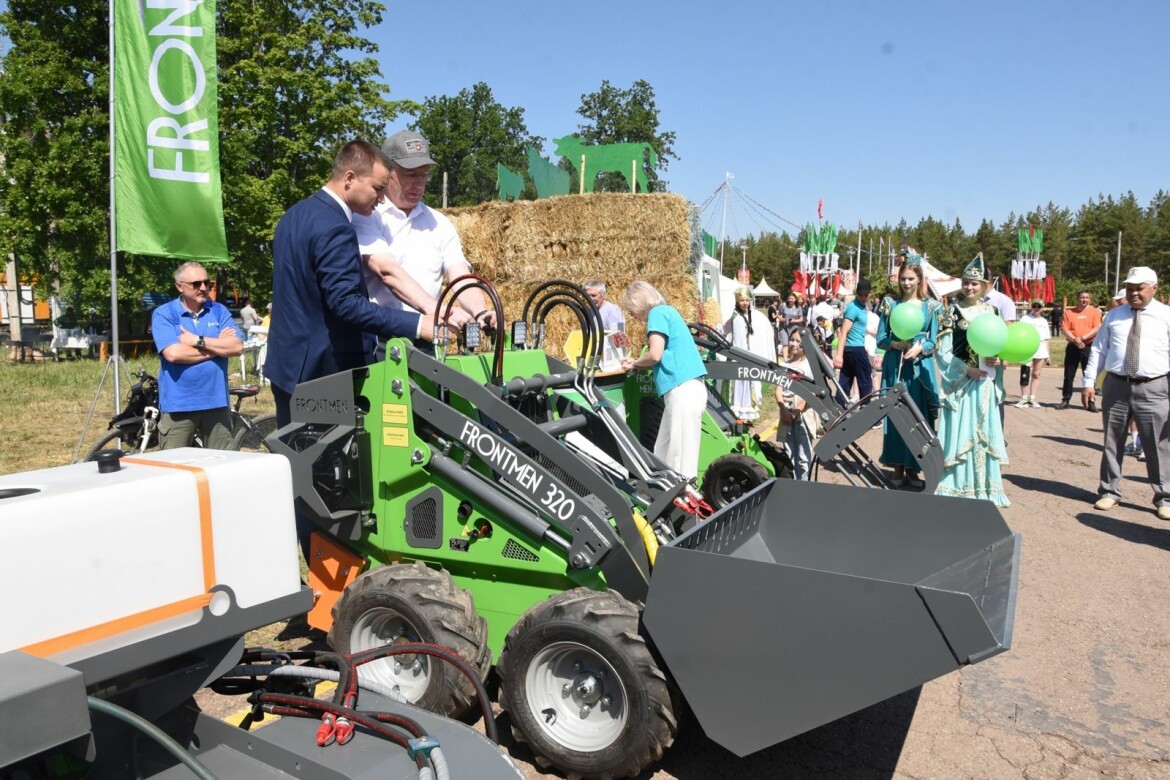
[262,697,435,780]
[348,641,499,744]
[225,663,407,703]
[87,696,218,780]
[259,693,418,746]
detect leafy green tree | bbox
[209,0,404,299]
[1144,190,1170,281]
[574,79,678,192]
[410,82,541,207]
[1,0,401,317]
[0,0,109,309]
[1029,203,1074,280]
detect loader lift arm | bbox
[405,346,655,600]
[689,323,943,491]
[520,281,693,494]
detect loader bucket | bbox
[641,478,1019,757]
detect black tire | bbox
[757,439,795,480]
[329,561,490,718]
[498,588,678,779]
[701,452,770,509]
[86,420,155,460]
[233,413,277,453]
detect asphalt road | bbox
[506,378,1170,779]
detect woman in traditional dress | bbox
[876,255,940,487]
[934,255,1010,506]
[721,286,775,422]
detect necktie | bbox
[1123,309,1142,377]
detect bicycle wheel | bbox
[232,413,278,453]
[86,419,157,461]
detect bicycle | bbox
[85,368,277,459]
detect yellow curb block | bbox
[223,680,337,729]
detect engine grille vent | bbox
[502,539,539,562]
[404,488,443,549]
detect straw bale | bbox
[444,193,699,359]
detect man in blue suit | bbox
[266,140,432,427]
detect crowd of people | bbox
[142,131,1164,524]
[754,250,1168,519]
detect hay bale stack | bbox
[444,193,698,358]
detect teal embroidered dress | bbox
[876,296,941,472]
[933,301,1010,507]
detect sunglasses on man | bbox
[180,279,215,289]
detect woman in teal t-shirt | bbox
[619,281,708,479]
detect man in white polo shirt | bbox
[353,130,489,329]
[1083,266,1170,519]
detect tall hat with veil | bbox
[962,252,991,283]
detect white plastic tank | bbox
[0,449,301,665]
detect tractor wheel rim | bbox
[350,608,429,702]
[715,465,755,500]
[524,641,627,752]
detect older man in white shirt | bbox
[1083,266,1170,519]
[353,131,489,329]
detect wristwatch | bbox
[196,336,206,349]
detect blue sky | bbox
[369,0,1169,242]
[1,1,1164,244]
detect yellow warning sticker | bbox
[383,404,408,424]
[383,427,409,447]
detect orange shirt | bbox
[1062,305,1102,341]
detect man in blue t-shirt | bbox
[833,277,874,405]
[152,262,245,449]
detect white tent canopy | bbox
[922,259,962,298]
[752,277,780,297]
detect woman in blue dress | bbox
[933,255,1010,507]
[876,255,940,486]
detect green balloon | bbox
[890,301,925,341]
[998,322,1041,363]
[967,313,1008,357]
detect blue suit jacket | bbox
[265,190,421,393]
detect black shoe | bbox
[1088,400,1098,412]
[1056,401,1070,410]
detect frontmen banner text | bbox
[114,0,228,260]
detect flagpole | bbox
[1115,231,1122,286]
[107,0,121,410]
[856,221,862,277]
[718,172,732,278]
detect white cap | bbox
[1123,266,1157,286]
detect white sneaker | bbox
[1093,496,1117,511]
[1029,398,1042,408]
[1014,398,1030,408]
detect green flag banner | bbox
[114,0,228,260]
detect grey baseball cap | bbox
[382,130,436,169]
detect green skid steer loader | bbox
[272,278,1019,780]
[593,320,944,508]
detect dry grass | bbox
[0,356,276,475]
